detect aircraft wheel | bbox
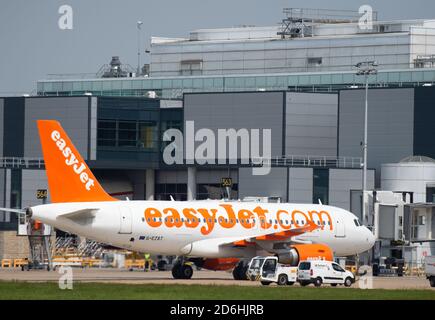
[232,263,247,280]
[180,264,193,279]
[171,264,182,279]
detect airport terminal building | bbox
[1,10,435,264]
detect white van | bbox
[297,260,355,287]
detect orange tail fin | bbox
[37,120,116,203]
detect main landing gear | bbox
[232,260,248,280]
[171,257,194,279]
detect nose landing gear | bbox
[171,257,194,279]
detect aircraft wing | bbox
[220,220,320,248]
[181,221,321,256]
[0,207,25,214]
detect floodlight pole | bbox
[355,60,378,227]
[363,72,368,225]
[137,21,143,76]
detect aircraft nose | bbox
[364,227,376,250]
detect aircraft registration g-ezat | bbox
[1,120,375,280]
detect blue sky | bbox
[1,0,434,93]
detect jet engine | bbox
[276,244,333,266]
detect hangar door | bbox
[119,204,132,234]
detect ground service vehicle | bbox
[425,256,435,287]
[0,120,375,280]
[248,256,297,286]
[297,260,355,287]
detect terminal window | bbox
[180,60,203,76]
[307,57,322,67]
[97,119,158,149]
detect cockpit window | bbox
[354,219,361,227]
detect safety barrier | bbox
[1,259,13,268]
[125,259,145,269]
[13,259,28,268]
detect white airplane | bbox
[1,120,375,279]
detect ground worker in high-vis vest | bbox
[144,253,152,272]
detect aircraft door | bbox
[119,204,132,234]
[334,217,346,238]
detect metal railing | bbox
[251,155,362,168]
[0,157,45,169]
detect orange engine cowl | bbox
[277,244,333,266]
[202,258,240,271]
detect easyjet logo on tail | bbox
[51,130,95,191]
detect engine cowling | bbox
[276,244,333,266]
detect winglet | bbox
[37,120,116,203]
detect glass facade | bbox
[95,97,182,166]
[97,119,158,149]
[37,69,435,99]
[155,184,187,201]
[0,170,21,230]
[313,168,329,205]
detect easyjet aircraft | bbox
[1,120,375,279]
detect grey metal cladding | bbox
[328,168,375,211]
[24,97,90,159]
[338,88,414,175]
[285,92,338,157]
[288,167,313,204]
[0,99,3,158]
[238,167,288,201]
[184,92,284,158]
[21,169,50,207]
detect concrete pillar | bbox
[187,167,197,201]
[145,169,155,200]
